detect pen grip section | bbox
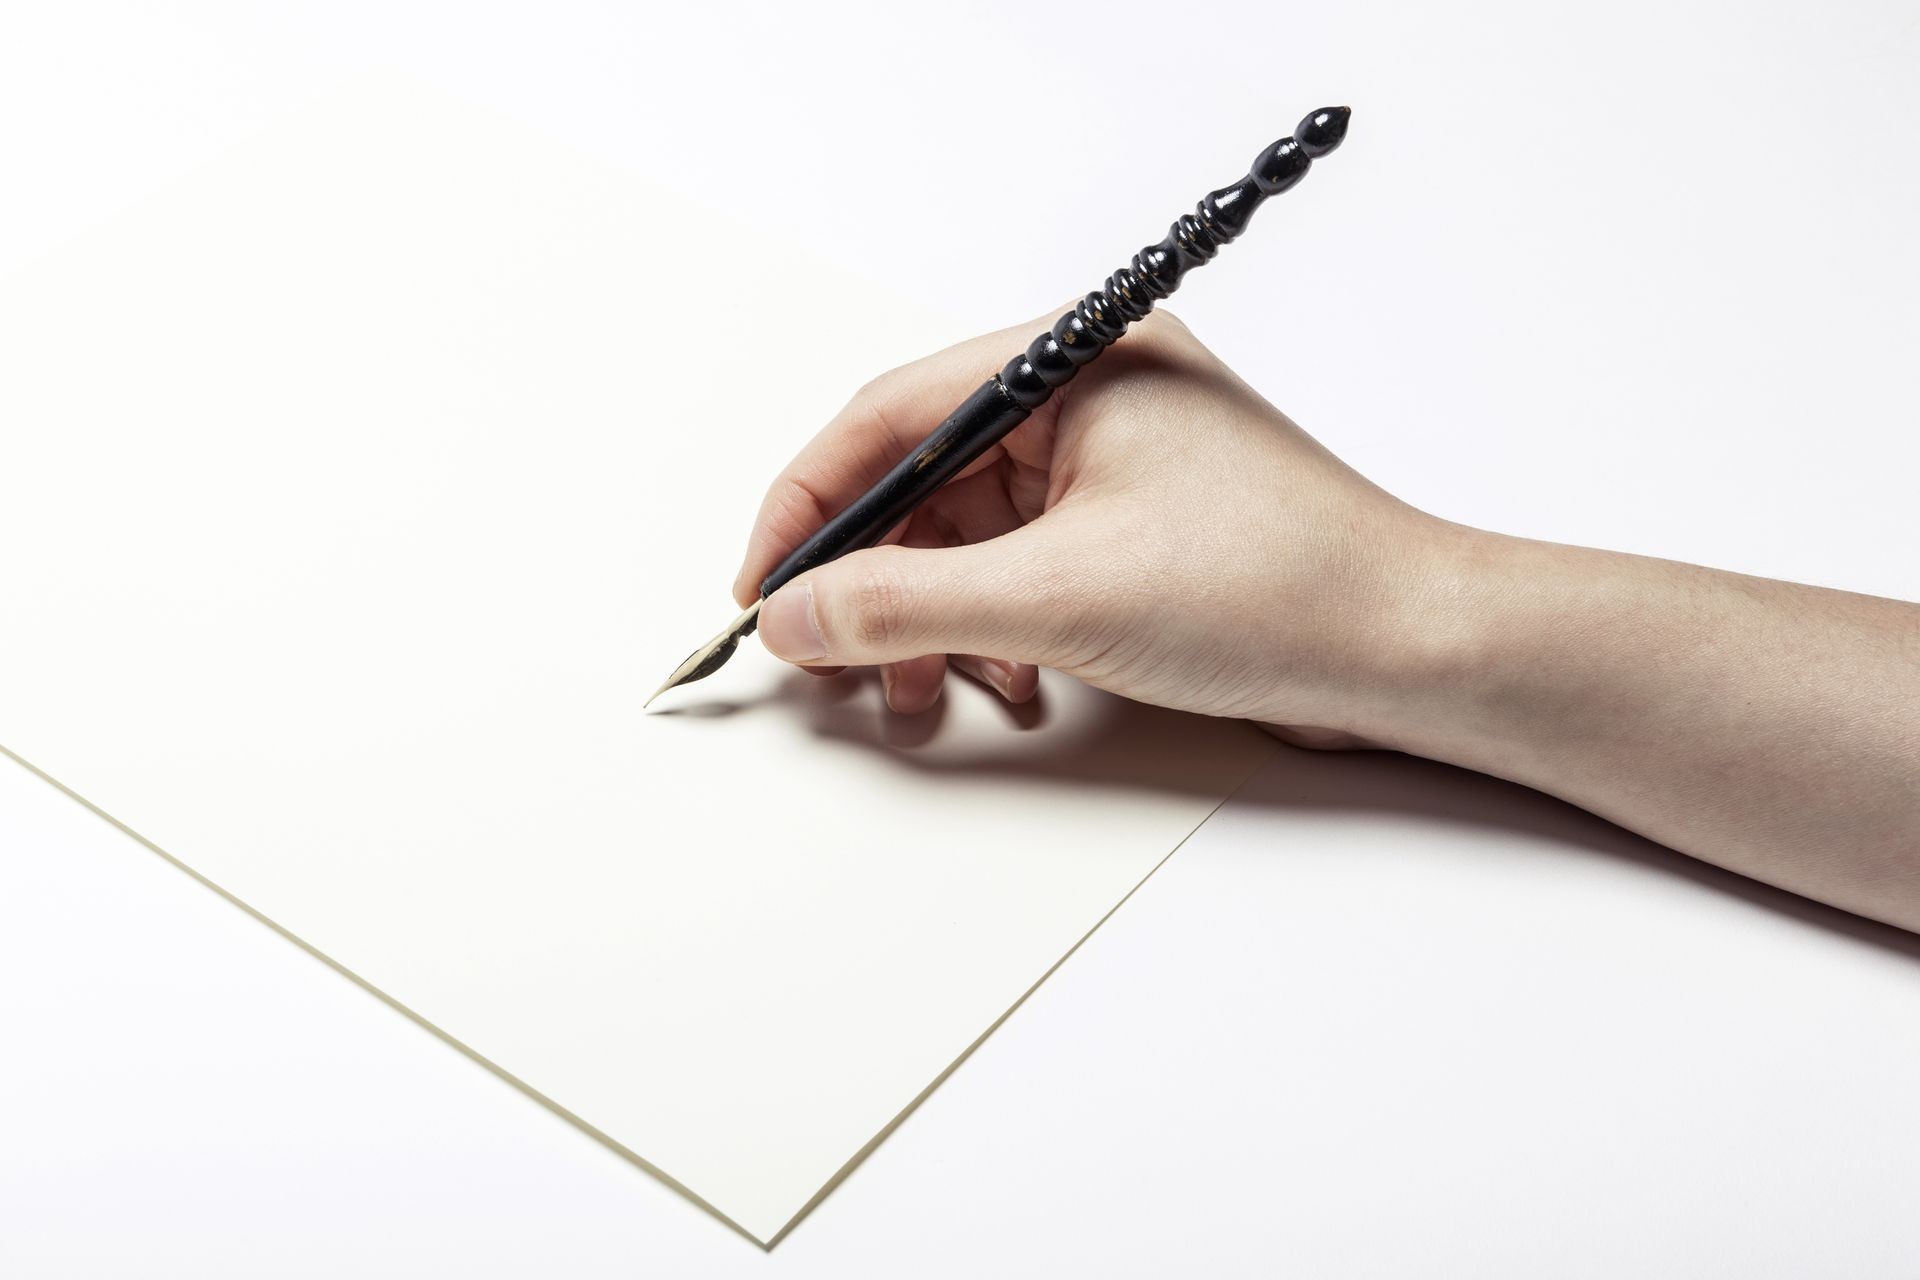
[759,377,1030,598]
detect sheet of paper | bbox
[0,79,1272,1244]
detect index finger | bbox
[730,317,1042,607]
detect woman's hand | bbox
[737,310,1920,933]
[733,309,1448,743]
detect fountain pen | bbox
[648,105,1351,705]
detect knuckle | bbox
[844,374,913,453]
[763,478,824,540]
[840,558,914,652]
[848,369,904,417]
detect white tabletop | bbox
[5,4,1918,1276]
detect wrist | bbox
[1344,522,1671,790]
[1330,518,1539,762]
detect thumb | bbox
[757,537,1078,670]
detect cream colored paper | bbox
[0,80,1271,1244]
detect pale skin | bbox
[733,311,1920,935]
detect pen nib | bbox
[645,600,763,707]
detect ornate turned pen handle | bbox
[1000,105,1351,411]
[760,105,1352,599]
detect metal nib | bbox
[645,600,763,707]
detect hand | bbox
[733,309,1447,741]
[737,309,1920,932]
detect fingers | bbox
[900,461,1027,555]
[870,470,1036,708]
[736,305,1101,709]
[870,653,1038,710]
[880,653,947,714]
[730,315,1054,607]
[952,654,1040,704]
[757,533,1080,675]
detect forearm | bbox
[735,315,1918,928]
[1369,526,1920,931]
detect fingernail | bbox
[759,583,827,662]
[880,664,898,709]
[983,660,1016,700]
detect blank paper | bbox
[0,79,1272,1244]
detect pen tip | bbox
[644,600,764,710]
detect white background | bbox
[3,2,1918,1276]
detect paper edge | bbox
[0,742,771,1247]
[762,732,1279,1245]
[6,730,1275,1246]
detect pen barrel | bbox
[761,379,1030,596]
[758,105,1350,602]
